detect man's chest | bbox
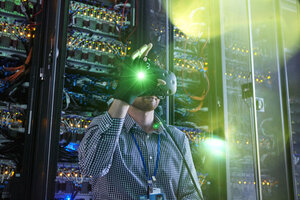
[117,132,182,181]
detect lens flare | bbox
[137,71,146,80]
[203,138,225,156]
[164,0,300,51]
[164,0,209,39]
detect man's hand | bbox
[113,43,155,105]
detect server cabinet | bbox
[211,0,260,199]
[0,0,72,199]
[168,0,216,199]
[55,0,137,199]
[285,50,300,200]
[0,0,51,199]
[210,0,299,199]
[279,0,300,199]
[250,0,292,199]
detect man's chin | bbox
[133,101,158,111]
[131,96,160,111]
[132,104,157,112]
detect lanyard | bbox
[131,132,161,188]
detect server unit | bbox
[55,0,136,199]
[0,0,43,199]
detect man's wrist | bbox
[108,99,130,118]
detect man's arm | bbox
[108,99,130,118]
[78,43,154,178]
[78,99,129,178]
[177,136,203,200]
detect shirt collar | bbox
[124,113,166,136]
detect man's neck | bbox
[128,106,155,134]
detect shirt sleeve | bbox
[178,136,203,200]
[78,112,124,178]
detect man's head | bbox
[131,96,160,112]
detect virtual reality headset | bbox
[118,57,177,97]
[132,58,177,97]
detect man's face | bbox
[131,96,160,112]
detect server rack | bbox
[279,0,300,199]
[210,0,299,199]
[55,0,137,199]
[27,0,70,199]
[0,0,61,199]
[168,1,215,199]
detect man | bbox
[78,44,203,199]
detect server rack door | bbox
[248,0,293,199]
[28,0,70,199]
[285,51,300,200]
[218,0,259,199]
[279,0,300,199]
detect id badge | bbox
[138,188,166,200]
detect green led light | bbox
[137,71,146,80]
[153,123,160,130]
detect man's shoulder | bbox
[89,112,110,126]
[164,125,187,146]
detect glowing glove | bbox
[113,43,156,105]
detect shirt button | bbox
[146,135,150,139]
[150,156,153,160]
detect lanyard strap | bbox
[131,132,161,185]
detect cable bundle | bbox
[3,48,32,83]
[0,128,24,171]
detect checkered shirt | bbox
[78,112,202,200]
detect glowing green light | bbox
[203,138,225,157]
[205,138,224,147]
[153,123,160,130]
[137,71,146,80]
